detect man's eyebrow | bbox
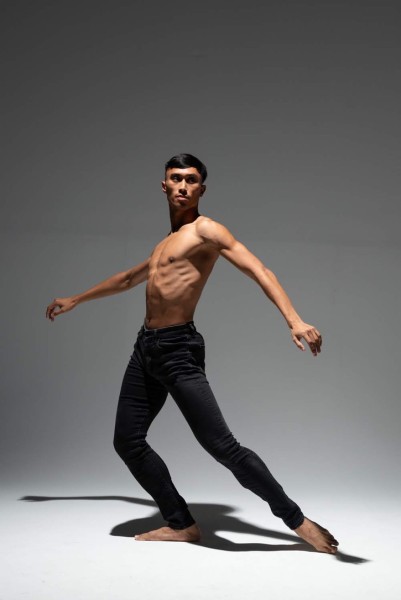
[169,172,200,180]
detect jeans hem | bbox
[287,513,305,530]
[168,517,196,530]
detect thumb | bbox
[292,335,305,351]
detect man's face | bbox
[162,167,206,209]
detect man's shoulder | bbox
[196,215,228,241]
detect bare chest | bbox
[148,229,216,275]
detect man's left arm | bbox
[199,220,322,356]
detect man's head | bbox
[164,153,207,183]
[162,153,207,210]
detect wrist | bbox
[287,316,303,329]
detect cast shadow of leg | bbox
[20,495,367,564]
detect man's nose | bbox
[179,182,187,194]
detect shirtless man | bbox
[46,153,338,554]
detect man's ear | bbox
[161,180,167,193]
[200,184,206,196]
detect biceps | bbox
[220,241,266,279]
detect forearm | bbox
[72,271,130,305]
[257,268,303,328]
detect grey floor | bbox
[2,479,398,600]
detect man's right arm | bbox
[46,257,150,321]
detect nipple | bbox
[168,256,175,263]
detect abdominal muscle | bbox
[145,254,215,329]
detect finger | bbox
[304,332,319,355]
[305,336,317,356]
[315,334,322,353]
[313,329,322,350]
[302,333,315,352]
[313,336,321,353]
[46,301,57,318]
[307,327,318,338]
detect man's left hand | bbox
[290,322,322,356]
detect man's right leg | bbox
[113,339,197,532]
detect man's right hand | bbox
[46,297,78,321]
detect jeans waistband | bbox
[139,320,197,337]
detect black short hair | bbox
[165,153,207,183]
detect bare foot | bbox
[134,523,201,542]
[294,517,339,554]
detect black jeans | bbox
[113,320,304,530]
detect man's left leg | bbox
[168,331,304,530]
[167,328,339,553]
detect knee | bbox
[113,431,126,459]
[202,432,242,464]
[113,430,146,463]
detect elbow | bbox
[119,271,132,290]
[254,266,276,287]
[264,266,276,280]
[265,268,279,288]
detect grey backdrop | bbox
[1,0,400,510]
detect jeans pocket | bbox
[194,332,205,346]
[187,333,205,354]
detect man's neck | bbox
[168,210,201,234]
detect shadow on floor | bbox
[20,494,367,564]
